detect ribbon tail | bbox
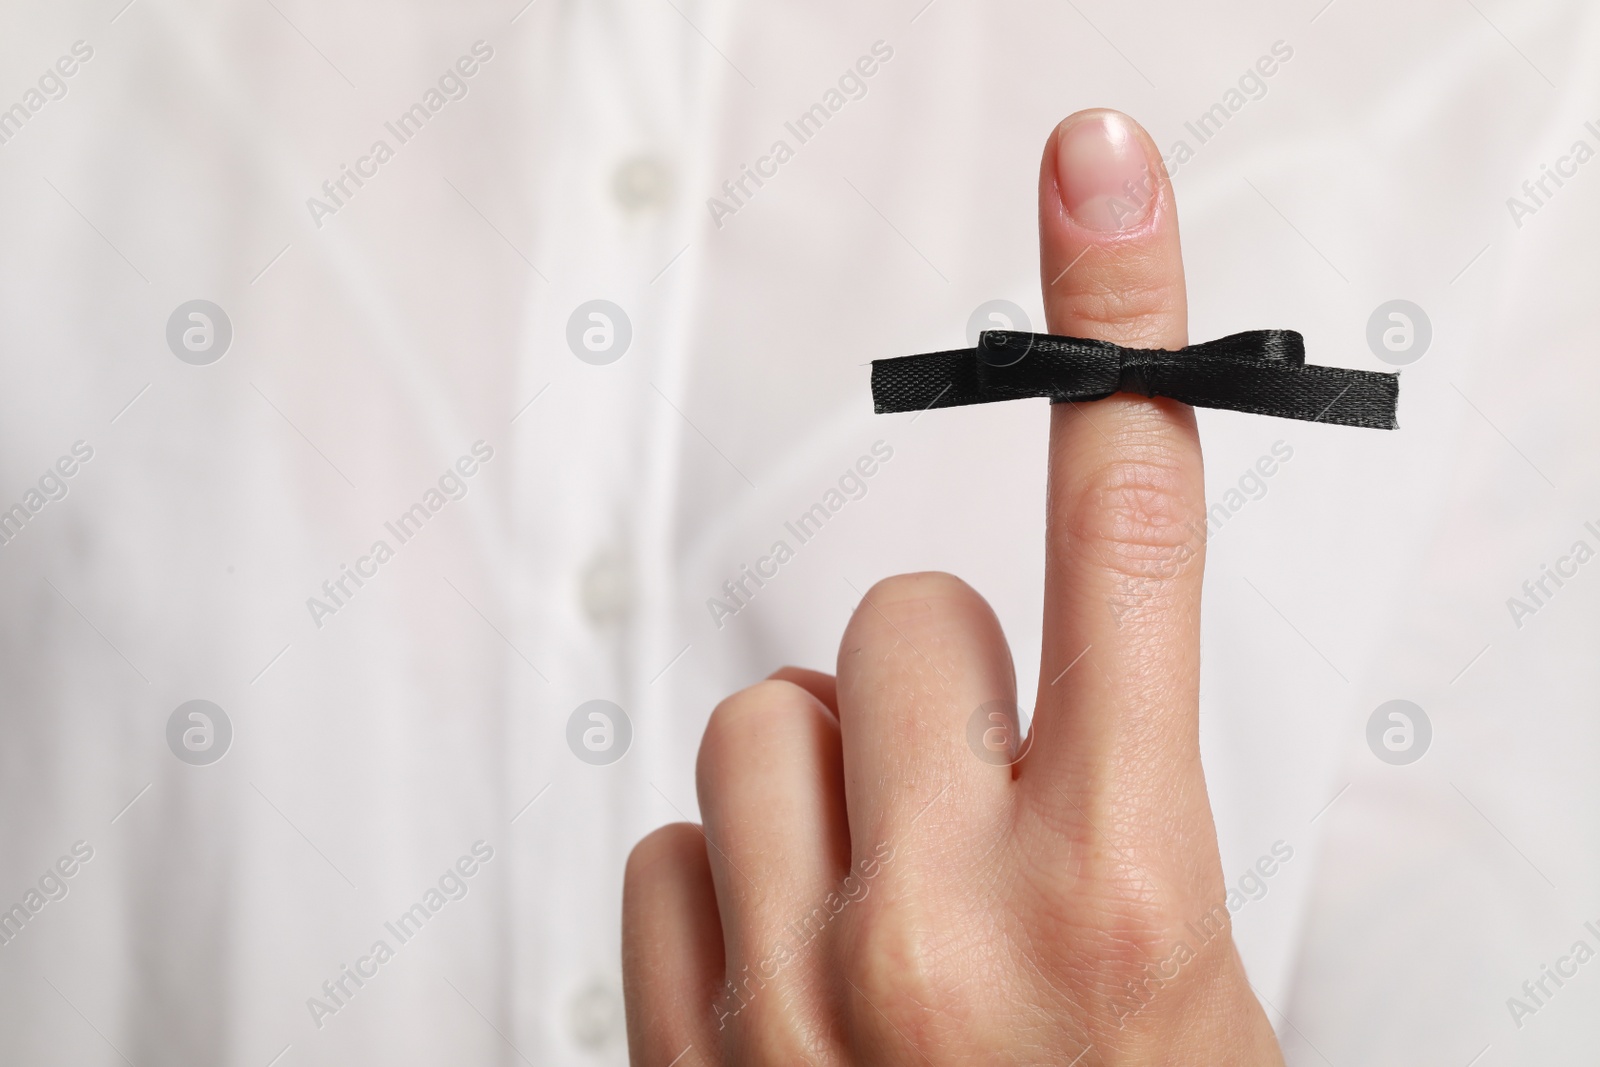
[871,349,982,413]
[1156,363,1399,429]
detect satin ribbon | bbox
[871,330,1399,429]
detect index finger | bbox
[1019,111,1214,868]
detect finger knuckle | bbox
[843,895,962,1054]
[863,571,982,613]
[1065,445,1203,588]
[696,679,821,790]
[1085,899,1238,1027]
[1016,838,1236,1029]
[624,822,702,890]
[1057,270,1184,348]
[724,998,840,1065]
[845,571,992,646]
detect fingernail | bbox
[1055,111,1155,233]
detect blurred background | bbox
[0,0,1595,1063]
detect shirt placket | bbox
[503,0,712,1059]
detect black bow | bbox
[871,330,1399,429]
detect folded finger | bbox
[767,666,838,717]
[835,572,1020,861]
[623,823,724,1066]
[694,680,851,1061]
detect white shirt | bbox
[0,0,1595,1063]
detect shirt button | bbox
[568,978,624,1051]
[579,550,633,625]
[611,153,675,214]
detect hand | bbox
[622,109,1285,1066]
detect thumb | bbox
[1023,110,1211,860]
